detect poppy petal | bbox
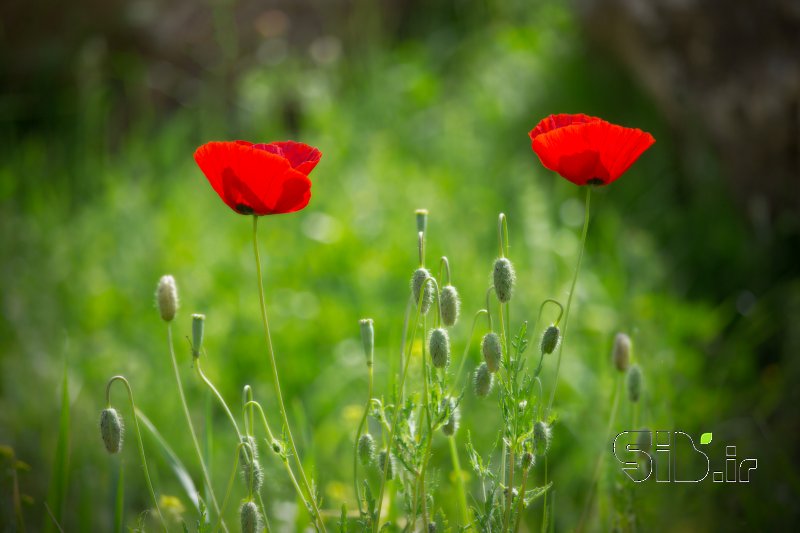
[529,113,602,140]
[269,141,322,175]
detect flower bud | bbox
[416,209,428,234]
[481,332,502,372]
[242,459,264,494]
[540,325,560,355]
[358,433,375,467]
[613,333,631,372]
[429,328,450,368]
[359,319,374,368]
[191,314,205,358]
[239,436,258,467]
[521,451,535,471]
[441,397,459,437]
[440,285,461,327]
[626,364,643,403]
[377,450,395,480]
[473,362,493,397]
[411,268,434,315]
[492,257,516,303]
[240,501,261,533]
[533,421,552,456]
[100,408,124,454]
[156,275,178,322]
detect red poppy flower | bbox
[194,140,322,215]
[529,114,655,186]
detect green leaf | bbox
[700,432,713,445]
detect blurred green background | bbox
[1,0,798,531]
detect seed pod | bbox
[242,459,264,494]
[156,275,178,322]
[440,285,461,327]
[473,362,493,397]
[533,421,552,456]
[492,257,516,303]
[377,450,395,480]
[358,433,375,467]
[613,333,631,372]
[521,451,535,471]
[359,319,374,368]
[239,436,258,467]
[637,429,651,454]
[415,209,428,234]
[540,325,560,355]
[192,313,205,358]
[481,332,502,372]
[441,397,459,437]
[626,364,643,402]
[429,328,450,368]
[240,501,261,533]
[411,268,434,315]
[100,408,124,454]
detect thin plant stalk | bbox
[252,216,326,532]
[449,436,470,526]
[195,358,241,438]
[105,376,166,531]
[513,466,530,533]
[353,355,374,515]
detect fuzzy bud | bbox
[533,421,552,456]
[156,275,178,322]
[429,328,450,368]
[481,332,502,373]
[239,436,258,467]
[473,362,494,397]
[358,433,375,467]
[440,285,461,327]
[240,501,261,533]
[626,364,643,403]
[441,397,459,437]
[100,408,124,454]
[521,451,535,471]
[191,313,205,358]
[359,319,374,368]
[415,209,428,234]
[540,325,560,355]
[377,450,395,480]
[492,257,516,303]
[613,333,631,372]
[411,268,434,315]
[242,459,264,494]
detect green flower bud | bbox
[481,332,502,372]
[626,364,643,402]
[377,450,395,480]
[100,408,123,454]
[540,325,560,355]
[411,268,434,315]
[239,436,258,467]
[473,362,493,397]
[191,313,205,358]
[613,333,631,372]
[441,397,459,437]
[492,257,516,303]
[358,433,375,467]
[242,459,263,494]
[440,285,461,327]
[156,274,178,322]
[240,501,261,533]
[521,451,535,471]
[533,421,552,456]
[429,328,450,368]
[359,318,374,368]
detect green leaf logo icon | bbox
[700,432,713,445]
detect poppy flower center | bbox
[235,203,255,214]
[586,178,605,186]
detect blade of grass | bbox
[44,366,70,533]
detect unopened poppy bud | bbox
[481,332,502,372]
[240,501,261,533]
[377,450,395,480]
[637,429,651,453]
[533,421,552,456]
[156,275,178,322]
[242,459,264,494]
[191,314,205,358]
[492,257,516,303]
[626,364,643,402]
[359,319,374,368]
[473,362,493,397]
[411,268,434,315]
[271,440,283,455]
[540,325,560,355]
[358,433,375,467]
[440,285,461,327]
[441,397,459,437]
[100,408,123,454]
[612,333,631,372]
[521,451,535,471]
[429,328,450,368]
[239,436,258,467]
[415,209,428,234]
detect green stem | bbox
[252,216,326,532]
[452,309,489,393]
[195,360,241,439]
[105,376,166,532]
[448,437,469,526]
[353,361,374,515]
[513,467,530,533]
[546,187,591,416]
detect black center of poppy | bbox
[235,203,254,214]
[586,178,605,186]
